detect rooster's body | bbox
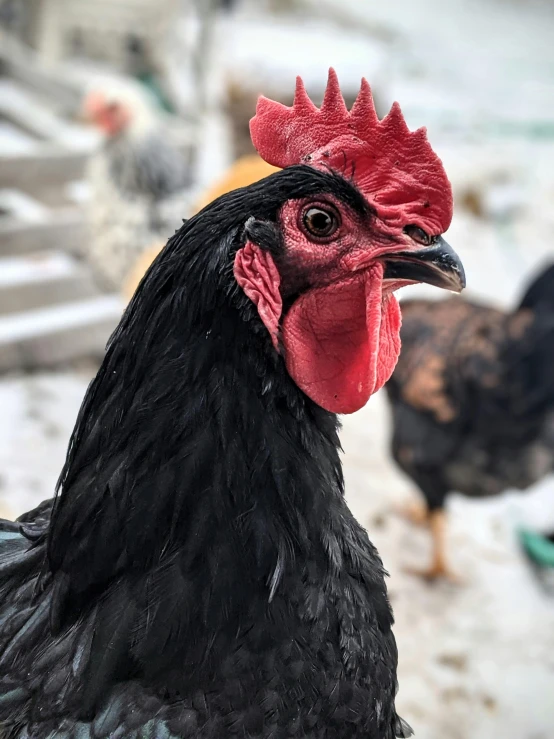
[0,169,406,739]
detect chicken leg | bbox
[405,509,463,583]
[394,498,430,527]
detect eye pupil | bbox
[303,207,337,238]
[311,211,330,231]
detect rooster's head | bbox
[233,69,464,414]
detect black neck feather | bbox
[46,167,354,625]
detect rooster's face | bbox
[235,170,463,415]
[233,70,464,415]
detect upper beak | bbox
[382,236,466,293]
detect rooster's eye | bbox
[404,224,434,246]
[302,206,339,239]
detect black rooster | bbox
[387,262,554,582]
[0,71,462,737]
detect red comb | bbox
[250,69,453,234]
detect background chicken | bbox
[386,262,554,582]
[0,70,463,737]
[82,79,195,290]
[123,153,278,300]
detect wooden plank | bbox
[0,29,83,111]
[0,295,124,372]
[0,208,85,255]
[0,151,88,189]
[0,251,98,314]
[0,140,192,191]
[0,189,48,221]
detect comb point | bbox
[413,126,429,141]
[255,94,289,119]
[351,77,378,124]
[320,68,347,116]
[293,76,316,113]
[383,101,411,135]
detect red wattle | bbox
[234,244,402,415]
[282,264,401,414]
[234,242,282,350]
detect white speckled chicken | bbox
[82,80,194,291]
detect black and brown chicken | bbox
[0,70,463,737]
[387,262,554,582]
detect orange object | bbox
[123,156,279,300]
[123,242,165,301]
[193,155,279,213]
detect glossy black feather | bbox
[0,166,407,738]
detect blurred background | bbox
[0,0,553,737]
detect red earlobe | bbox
[234,243,282,351]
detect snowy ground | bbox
[1,0,554,737]
[344,396,554,739]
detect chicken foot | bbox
[404,509,464,584]
[394,499,430,527]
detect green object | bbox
[518,528,554,568]
[137,73,176,114]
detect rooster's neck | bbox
[47,281,345,620]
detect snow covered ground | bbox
[344,394,554,739]
[1,0,554,736]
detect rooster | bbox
[387,263,554,582]
[0,70,463,737]
[82,80,193,290]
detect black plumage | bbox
[0,167,410,738]
[386,263,554,580]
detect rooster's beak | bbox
[382,237,465,293]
